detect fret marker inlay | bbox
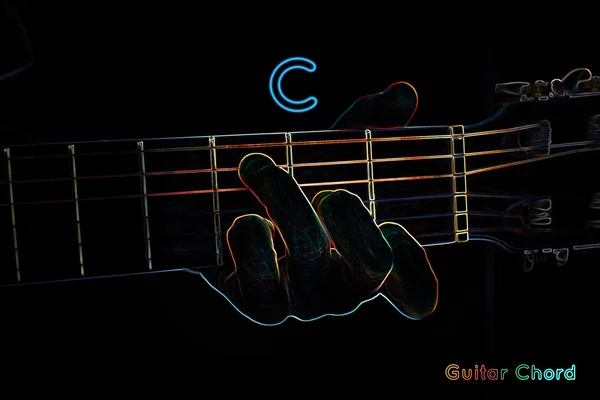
[4,148,20,282]
[69,145,85,276]
[209,137,223,266]
[138,141,152,270]
[365,129,376,221]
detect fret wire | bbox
[69,145,85,276]
[138,141,152,271]
[365,129,376,221]
[4,148,20,282]
[209,137,223,266]
[285,132,293,177]
[450,125,469,244]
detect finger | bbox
[311,189,393,285]
[238,153,330,266]
[226,214,289,324]
[329,81,418,130]
[378,222,438,319]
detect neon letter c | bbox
[515,364,529,380]
[269,57,318,113]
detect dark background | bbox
[0,1,594,398]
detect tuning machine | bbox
[523,248,569,272]
[495,79,555,103]
[565,68,600,97]
[495,67,600,103]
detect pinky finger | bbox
[379,222,438,320]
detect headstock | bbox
[468,67,600,147]
[495,67,600,104]
[463,70,600,271]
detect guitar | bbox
[1,67,600,287]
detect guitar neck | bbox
[0,121,595,286]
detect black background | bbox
[0,1,594,398]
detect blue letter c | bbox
[269,57,318,113]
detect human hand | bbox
[198,82,438,325]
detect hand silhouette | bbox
[197,82,438,325]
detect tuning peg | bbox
[495,68,600,102]
[561,68,592,94]
[495,81,530,96]
[495,79,554,103]
[572,75,600,97]
[550,78,565,96]
[495,81,530,104]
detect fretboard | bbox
[0,122,570,286]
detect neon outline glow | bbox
[444,364,576,381]
[269,57,318,113]
[187,220,436,327]
[192,268,422,326]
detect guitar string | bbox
[0,139,593,187]
[0,226,531,288]
[0,140,597,208]
[0,136,569,183]
[0,128,593,285]
[0,106,596,284]
[0,203,566,285]
[2,138,595,187]
[1,135,555,284]
[0,192,541,250]
[0,120,571,201]
[0,224,555,288]
[1,123,546,160]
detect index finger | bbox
[238,153,330,266]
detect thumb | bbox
[330,82,418,130]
